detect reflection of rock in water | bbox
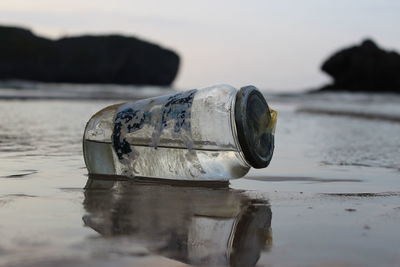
[83,178,272,267]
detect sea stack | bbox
[319,39,400,93]
[0,25,180,86]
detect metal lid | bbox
[234,86,274,168]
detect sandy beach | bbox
[1,88,400,266]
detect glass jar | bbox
[83,84,276,181]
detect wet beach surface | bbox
[1,89,400,266]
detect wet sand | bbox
[1,92,400,266]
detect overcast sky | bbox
[1,0,399,91]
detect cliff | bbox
[319,39,400,92]
[0,26,179,86]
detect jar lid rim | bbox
[234,86,274,168]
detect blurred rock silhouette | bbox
[0,25,179,86]
[319,39,400,92]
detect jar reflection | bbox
[83,178,272,267]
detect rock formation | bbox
[319,39,400,92]
[0,25,179,86]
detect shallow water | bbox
[0,86,400,266]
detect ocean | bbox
[1,83,399,266]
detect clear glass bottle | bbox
[83,84,276,181]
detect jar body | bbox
[83,84,251,181]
